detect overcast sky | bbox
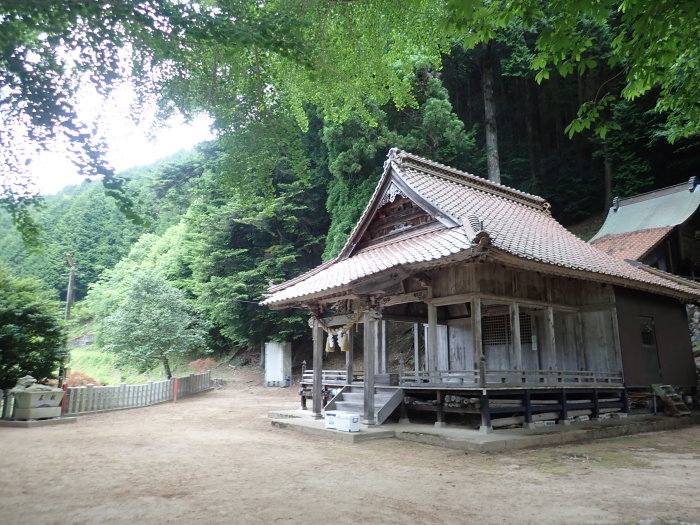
[30,83,214,195]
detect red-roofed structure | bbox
[264,149,699,430]
[590,179,700,277]
[590,227,674,262]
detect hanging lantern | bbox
[340,329,351,352]
[325,333,336,352]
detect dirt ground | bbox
[1,368,699,525]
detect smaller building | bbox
[590,178,700,279]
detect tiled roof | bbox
[590,178,700,241]
[263,150,700,306]
[589,227,673,261]
[263,227,471,305]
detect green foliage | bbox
[0,263,66,389]
[183,156,328,349]
[5,5,698,362]
[67,347,168,385]
[0,181,142,299]
[100,273,210,378]
[321,58,479,258]
[0,144,209,301]
[593,98,659,199]
[444,0,700,142]
[86,221,190,323]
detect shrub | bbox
[188,358,218,373]
[64,371,101,387]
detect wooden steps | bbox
[652,384,691,417]
[325,386,403,424]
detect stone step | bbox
[341,392,363,403]
[343,391,394,402]
[333,401,384,414]
[333,401,363,413]
[341,393,392,404]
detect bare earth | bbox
[1,368,699,525]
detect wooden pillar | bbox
[376,320,387,374]
[592,388,600,419]
[575,311,586,371]
[523,389,534,428]
[312,319,324,419]
[559,389,569,424]
[435,390,445,427]
[427,304,438,372]
[609,306,624,378]
[472,297,483,385]
[345,327,354,385]
[545,307,557,374]
[510,302,522,370]
[413,323,420,373]
[479,392,492,433]
[363,310,377,425]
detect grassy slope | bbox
[66,347,204,386]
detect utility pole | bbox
[64,253,76,321]
[58,253,76,388]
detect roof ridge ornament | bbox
[463,215,491,255]
[386,147,405,166]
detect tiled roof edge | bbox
[389,148,550,213]
[624,259,700,291]
[264,257,338,295]
[589,226,674,260]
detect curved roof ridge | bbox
[388,148,550,213]
[618,177,697,206]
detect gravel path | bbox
[1,368,698,525]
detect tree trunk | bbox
[524,78,538,192]
[162,357,172,379]
[603,142,613,210]
[482,43,501,184]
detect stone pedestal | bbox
[13,390,64,420]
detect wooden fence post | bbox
[173,378,179,401]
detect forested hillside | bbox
[1,0,697,374]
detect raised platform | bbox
[268,410,699,452]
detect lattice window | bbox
[482,314,511,345]
[519,312,533,344]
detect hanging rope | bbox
[312,307,367,352]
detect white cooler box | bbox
[324,412,338,429]
[335,412,361,432]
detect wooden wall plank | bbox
[448,319,473,371]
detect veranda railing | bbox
[300,369,364,385]
[399,369,623,387]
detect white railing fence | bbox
[177,371,212,398]
[54,371,212,417]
